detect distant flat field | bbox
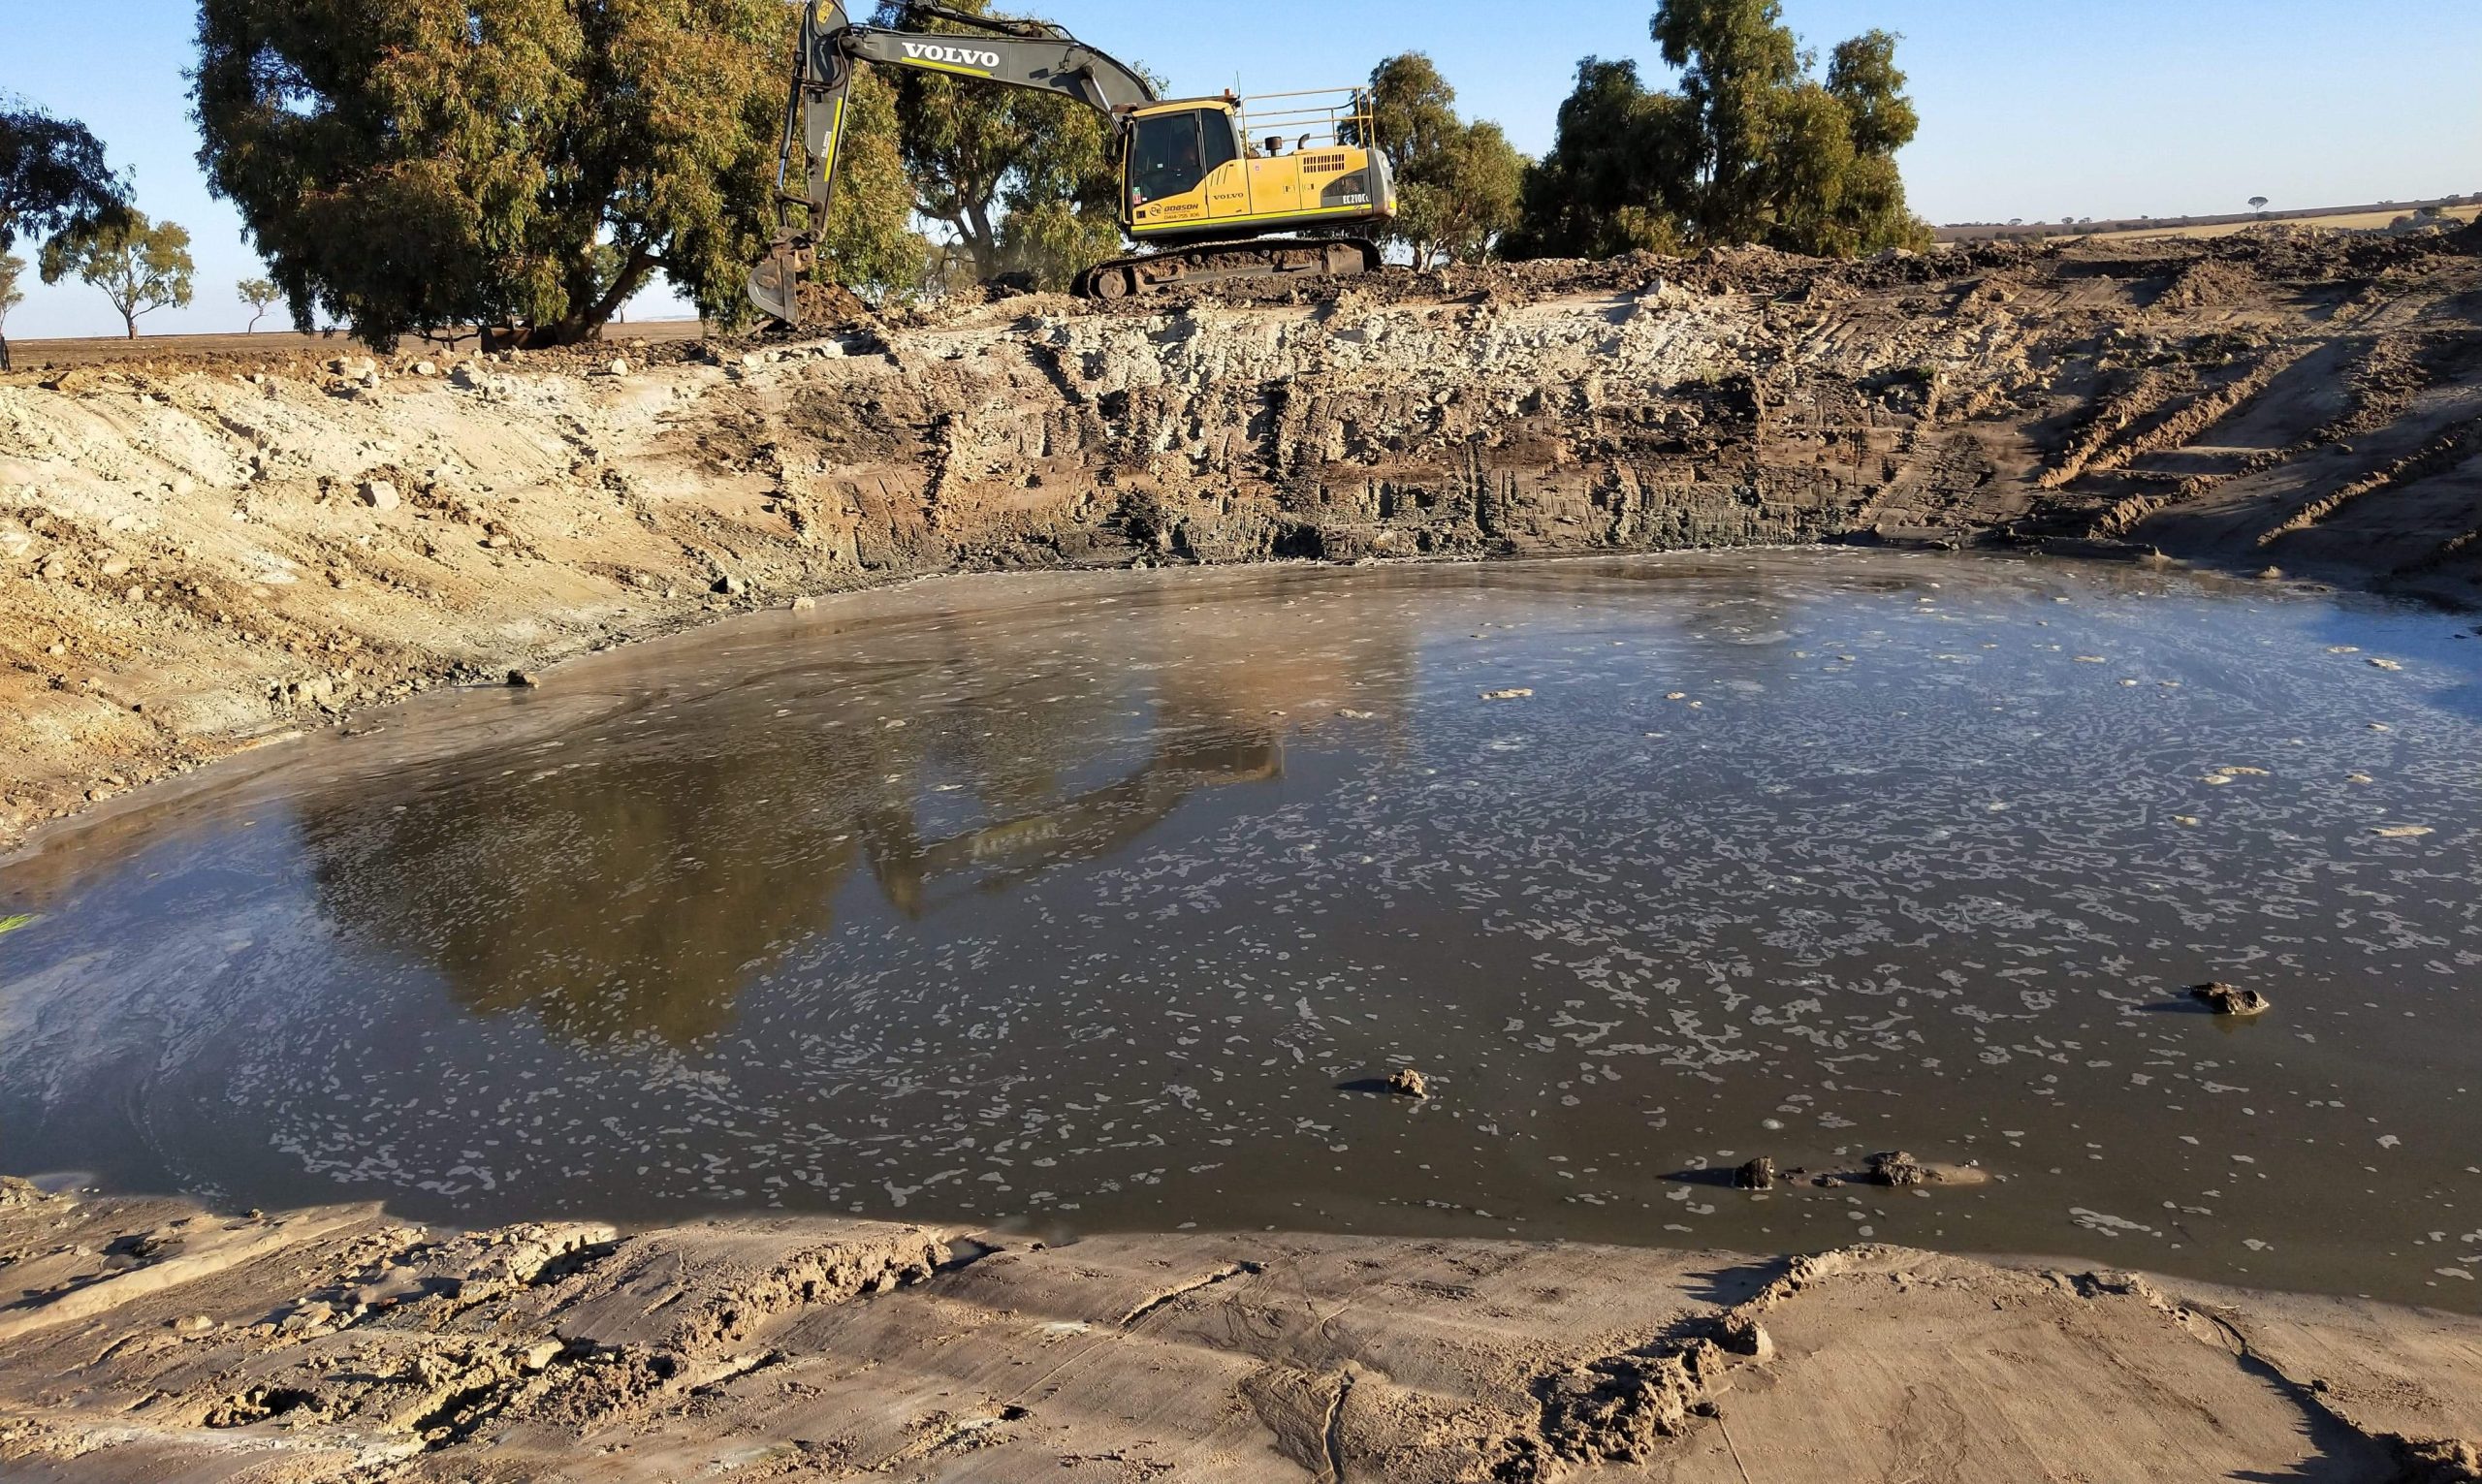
[1939,200,2476,244]
[2088,205,2478,240]
[4,317,709,371]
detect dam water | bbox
[2,552,2477,1308]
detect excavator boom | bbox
[749,0,1157,322]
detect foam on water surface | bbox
[2,551,2477,1307]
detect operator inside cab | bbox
[1128,108,1233,206]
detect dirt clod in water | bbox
[2190,983,2272,1017]
[1387,1068,1431,1099]
[1868,1152,1927,1187]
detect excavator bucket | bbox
[746,4,858,328]
[748,237,809,326]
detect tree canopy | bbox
[0,99,133,258]
[193,0,792,348]
[41,211,196,339]
[1508,0,1928,261]
[1367,53,1526,268]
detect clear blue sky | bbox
[5,0,2477,338]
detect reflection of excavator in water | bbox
[858,728,1282,918]
[748,0,1397,320]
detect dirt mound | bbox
[2152,256,2260,312]
[778,278,881,333]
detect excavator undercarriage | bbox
[1073,237,1382,300]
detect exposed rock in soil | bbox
[5,230,2480,844]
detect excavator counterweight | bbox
[748,1,1394,323]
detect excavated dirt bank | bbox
[0,1180,2476,1481]
[4,227,2480,843]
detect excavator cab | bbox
[1119,92,1393,253]
[1126,105,1243,223]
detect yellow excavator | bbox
[748,0,1396,320]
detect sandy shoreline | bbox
[0,1177,2475,1481]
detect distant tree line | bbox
[12,0,1930,353]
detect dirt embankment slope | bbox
[0,1180,2476,1482]
[4,228,2480,844]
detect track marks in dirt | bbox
[2041,341,2320,492]
[1490,1254,1814,1481]
[1118,1260,1264,1329]
[6,1181,2481,1482]
[2255,419,2482,548]
[1317,1368,1357,1484]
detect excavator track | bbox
[1074,237,1383,300]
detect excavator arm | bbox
[748,0,1158,322]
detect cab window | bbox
[1201,113,1239,174]
[1131,111,1225,205]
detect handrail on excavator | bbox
[1237,88,1376,147]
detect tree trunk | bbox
[582,249,653,332]
[112,264,141,340]
[520,248,657,347]
[0,334,12,373]
[962,196,1002,278]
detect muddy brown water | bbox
[3,553,2479,1308]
